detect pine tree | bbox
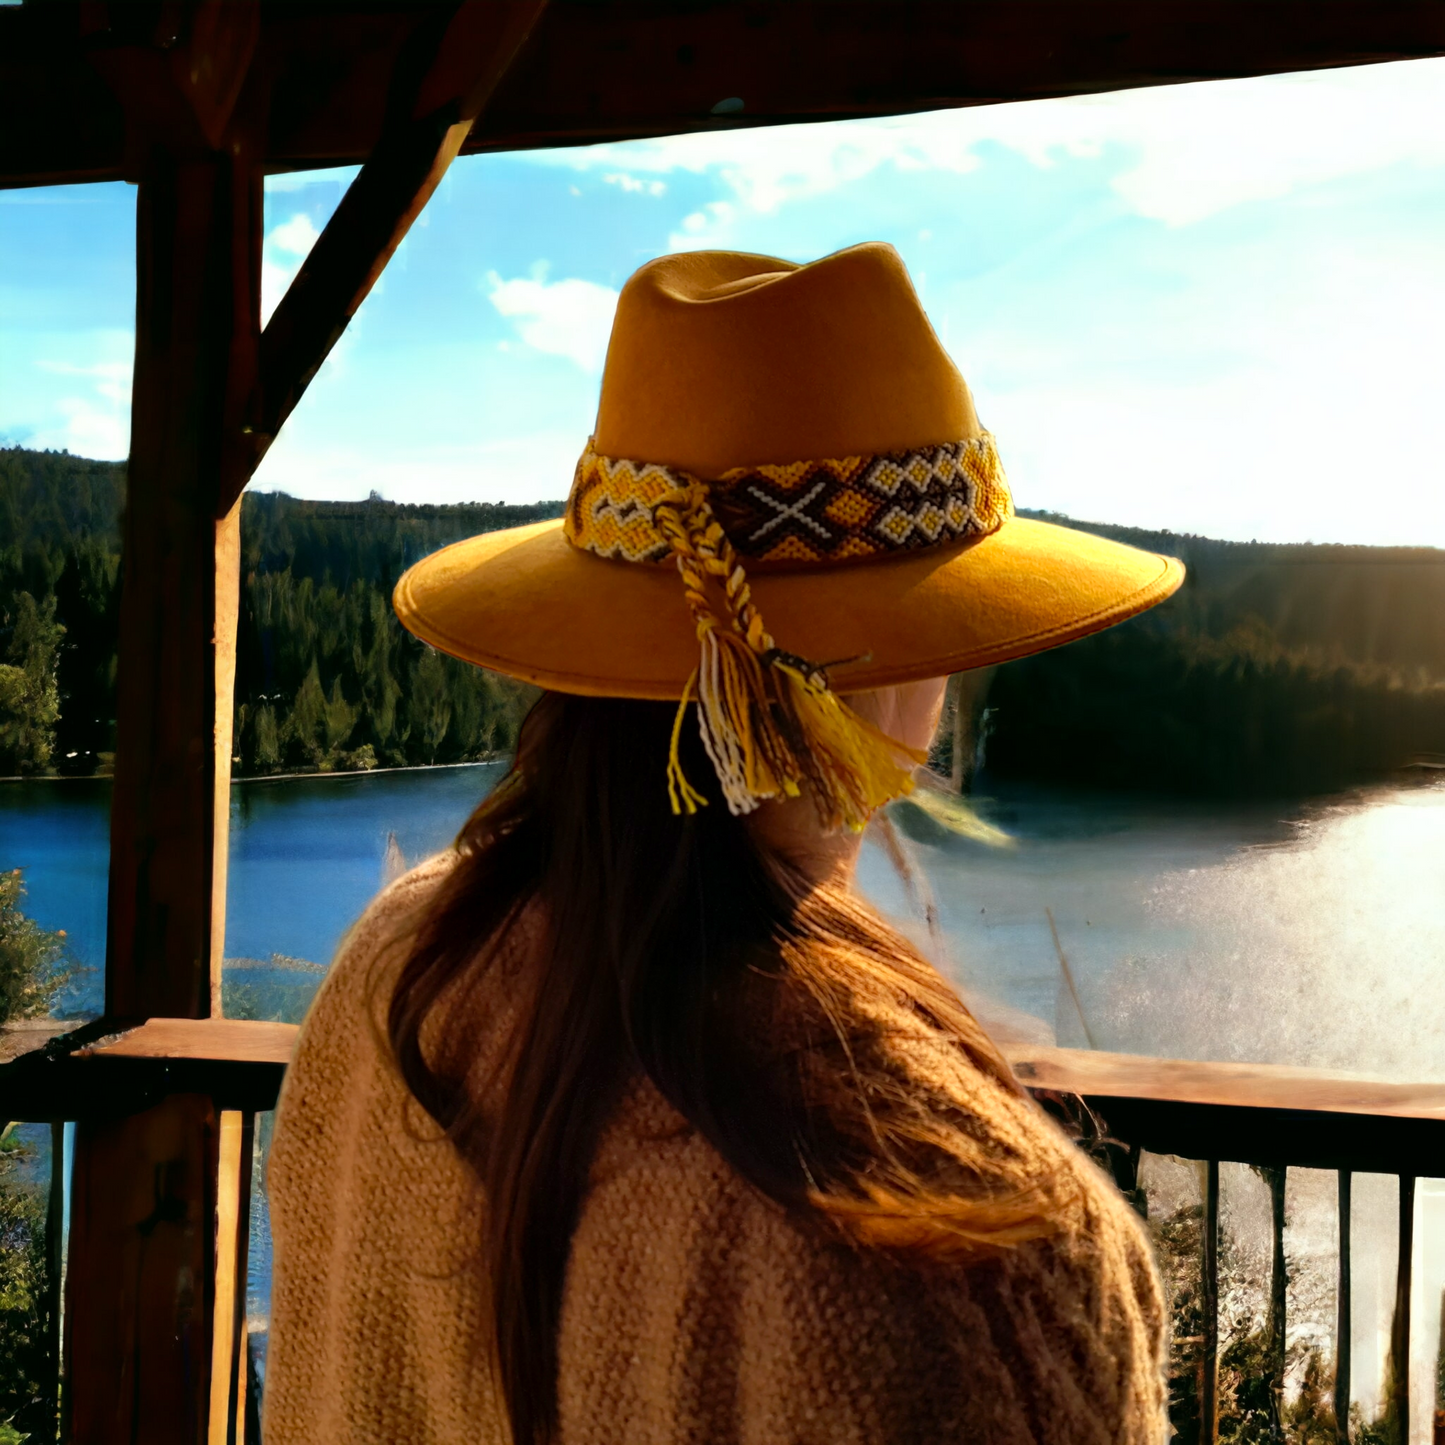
[323,676,357,756]
[407,649,452,765]
[284,661,328,770]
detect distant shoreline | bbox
[0,757,510,787]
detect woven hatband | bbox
[565,432,1012,569]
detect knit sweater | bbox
[265,854,1168,1444]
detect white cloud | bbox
[669,200,738,249]
[269,212,321,256]
[262,212,323,324]
[603,172,666,196]
[530,56,1445,228]
[485,270,619,372]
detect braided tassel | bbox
[654,483,923,829]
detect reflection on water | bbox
[862,778,1445,1082]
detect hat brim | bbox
[393,516,1184,699]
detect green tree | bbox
[323,676,357,756]
[406,649,452,764]
[0,1140,54,1441]
[0,593,63,775]
[246,703,282,774]
[0,870,71,1022]
[283,661,327,770]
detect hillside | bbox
[1023,510,1445,678]
[2,447,1443,795]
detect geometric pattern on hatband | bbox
[565,432,1013,568]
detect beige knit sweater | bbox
[265,854,1168,1444]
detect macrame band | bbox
[565,432,1012,568]
[560,436,1011,829]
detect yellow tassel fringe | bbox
[654,481,924,831]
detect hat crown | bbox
[593,243,981,477]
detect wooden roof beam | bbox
[243,0,548,499]
[79,0,260,172]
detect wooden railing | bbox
[1001,1043,1445,1443]
[4,1022,1442,1442]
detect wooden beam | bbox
[465,0,1445,154]
[80,1,260,174]
[1005,1045,1445,1123]
[7,3,1445,188]
[246,0,547,492]
[82,1017,298,1065]
[0,1019,295,1121]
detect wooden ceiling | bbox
[4,0,1445,190]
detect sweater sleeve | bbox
[556,1083,1168,1445]
[264,854,510,1445]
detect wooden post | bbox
[103,145,256,1020]
[1202,1159,1221,1445]
[1336,1170,1352,1445]
[65,138,259,1445]
[67,1095,221,1444]
[59,8,545,1440]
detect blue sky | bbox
[3,57,1444,545]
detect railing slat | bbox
[229,1113,255,1445]
[1202,1159,1220,1445]
[1388,1174,1415,1444]
[45,1119,64,1439]
[1336,1170,1352,1445]
[1266,1166,1287,1444]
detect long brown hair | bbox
[387,690,1069,1445]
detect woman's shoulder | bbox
[562,1073,1166,1443]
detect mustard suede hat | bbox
[396,243,1184,826]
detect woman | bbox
[265,243,1183,1444]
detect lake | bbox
[5,766,1442,1081]
[3,765,1444,1426]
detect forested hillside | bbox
[0,448,555,775]
[987,512,1445,795]
[3,447,1443,795]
